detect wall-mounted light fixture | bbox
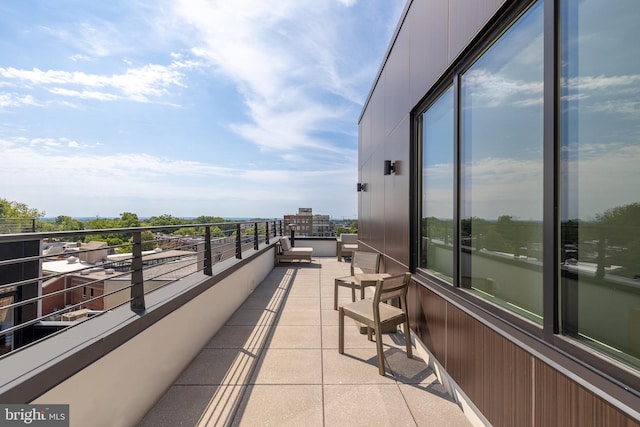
[356,183,367,192]
[384,160,396,175]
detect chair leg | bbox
[334,280,339,311]
[374,324,385,376]
[403,320,413,358]
[351,287,356,302]
[338,307,345,354]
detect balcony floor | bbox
[138,257,471,426]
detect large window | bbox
[460,1,544,322]
[560,0,640,368]
[416,0,640,374]
[419,87,454,282]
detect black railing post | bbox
[235,224,242,259]
[279,220,283,237]
[130,231,146,312]
[254,222,259,250]
[265,221,270,244]
[204,226,213,276]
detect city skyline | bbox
[0,0,405,219]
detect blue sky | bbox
[0,0,405,219]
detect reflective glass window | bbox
[560,0,640,369]
[460,1,544,322]
[420,87,454,282]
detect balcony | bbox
[0,223,473,426]
[139,257,470,426]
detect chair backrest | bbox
[279,237,292,251]
[340,234,358,244]
[350,251,381,275]
[373,272,411,308]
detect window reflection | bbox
[420,87,454,282]
[460,1,544,322]
[0,294,14,355]
[560,0,640,369]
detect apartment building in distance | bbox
[284,208,332,237]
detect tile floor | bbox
[138,257,471,427]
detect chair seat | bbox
[284,247,313,255]
[341,298,406,327]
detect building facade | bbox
[358,0,639,425]
[284,208,334,237]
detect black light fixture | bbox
[356,183,367,192]
[384,160,396,175]
[288,223,297,246]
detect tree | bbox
[54,215,85,231]
[0,199,44,233]
[119,212,140,228]
[145,214,188,227]
[0,198,44,218]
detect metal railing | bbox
[0,218,36,234]
[0,219,284,357]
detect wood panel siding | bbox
[534,359,640,427]
[411,282,639,426]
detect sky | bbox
[0,0,405,219]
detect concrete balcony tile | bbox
[227,308,277,326]
[250,349,322,384]
[321,308,340,326]
[206,325,266,349]
[286,284,320,298]
[322,349,397,385]
[322,324,379,350]
[323,384,416,426]
[384,349,432,385]
[266,325,321,349]
[240,294,284,311]
[175,348,260,386]
[137,385,220,427]
[399,384,472,426]
[276,306,321,326]
[280,296,320,310]
[231,385,323,427]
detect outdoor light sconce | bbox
[356,183,367,192]
[384,160,396,175]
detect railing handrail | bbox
[0,219,282,243]
[0,219,285,357]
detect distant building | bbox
[283,208,313,236]
[312,214,331,236]
[284,208,333,237]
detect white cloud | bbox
[463,68,543,108]
[0,138,357,217]
[0,60,199,104]
[0,93,41,109]
[168,0,380,154]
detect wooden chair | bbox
[336,233,358,261]
[338,272,412,376]
[333,251,382,310]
